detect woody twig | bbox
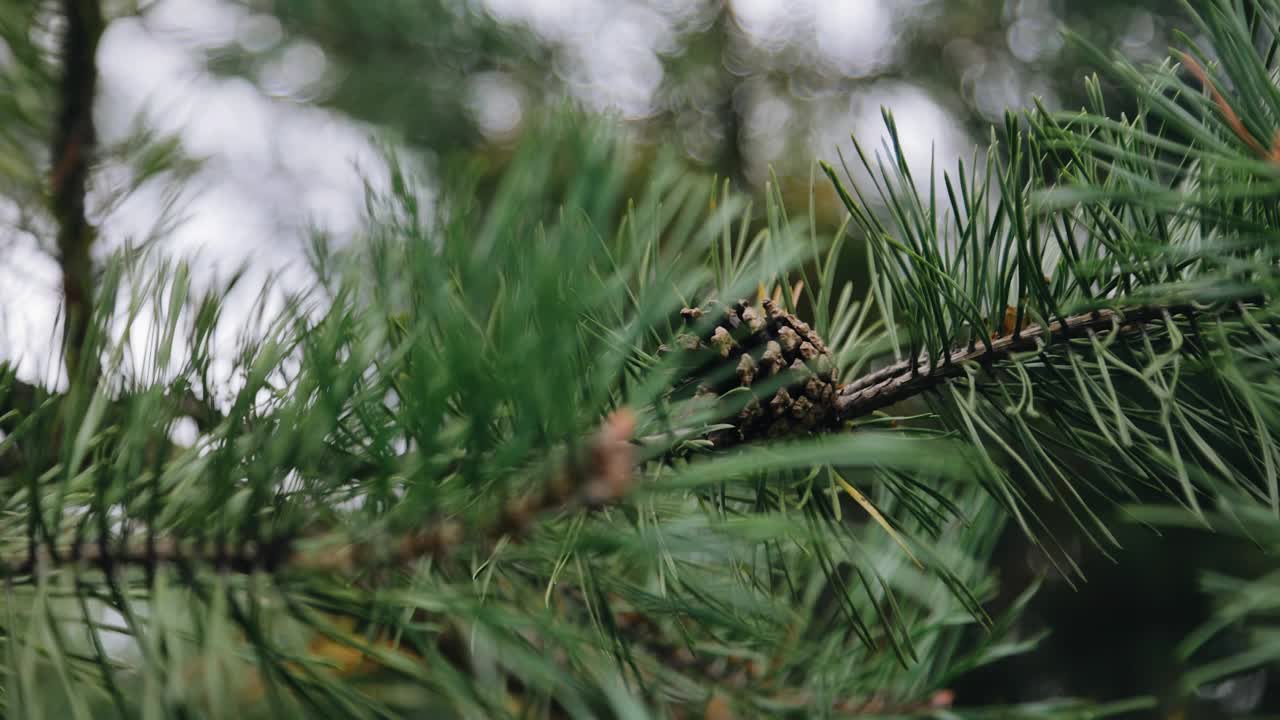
[0,409,638,581]
[51,0,105,388]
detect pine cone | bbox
[669,298,839,446]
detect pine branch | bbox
[50,0,104,387]
[0,409,638,580]
[834,303,1207,421]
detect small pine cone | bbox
[672,298,840,446]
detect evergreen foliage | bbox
[2,0,1280,718]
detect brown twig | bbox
[0,409,638,579]
[835,305,1200,421]
[51,0,105,386]
[0,299,1237,575]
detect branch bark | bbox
[0,409,637,580]
[834,304,1200,421]
[0,300,1237,577]
[51,0,105,387]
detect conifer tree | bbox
[2,0,1280,718]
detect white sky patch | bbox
[813,81,972,198]
[258,39,329,98]
[729,0,794,47]
[484,0,599,40]
[730,0,901,77]
[237,13,284,53]
[466,72,526,139]
[0,238,63,388]
[482,0,679,118]
[743,89,794,165]
[138,0,243,49]
[0,0,393,390]
[815,2,896,77]
[169,413,200,447]
[583,5,669,117]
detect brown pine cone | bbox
[669,298,839,446]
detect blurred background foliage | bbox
[4,0,1275,716]
[196,0,1189,220]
